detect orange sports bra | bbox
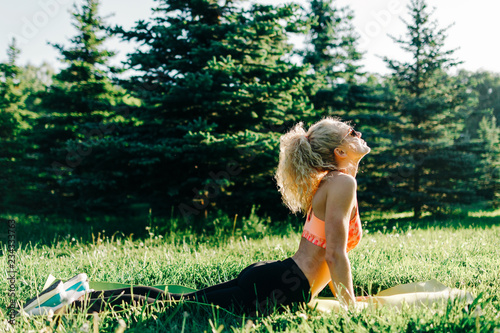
[302,205,362,252]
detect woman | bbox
[23,117,370,316]
[280,117,370,307]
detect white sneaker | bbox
[22,273,90,316]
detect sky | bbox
[1,0,499,76]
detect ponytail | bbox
[274,118,347,214]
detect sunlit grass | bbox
[469,208,500,218]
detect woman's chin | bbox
[360,143,371,155]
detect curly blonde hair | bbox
[274,117,350,214]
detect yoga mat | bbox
[308,279,475,313]
[42,274,197,294]
[43,276,473,313]
[88,281,196,294]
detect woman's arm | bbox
[323,174,357,306]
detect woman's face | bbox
[339,126,371,158]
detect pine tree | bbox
[30,0,126,216]
[0,39,25,133]
[303,0,362,83]
[469,71,500,122]
[476,116,500,206]
[43,0,120,114]
[109,0,316,222]
[302,0,363,112]
[452,70,500,207]
[456,70,500,138]
[301,1,397,212]
[18,62,55,112]
[383,0,477,217]
[0,39,30,212]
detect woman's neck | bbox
[337,161,359,178]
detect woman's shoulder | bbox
[312,171,357,217]
[318,172,356,202]
[321,171,357,189]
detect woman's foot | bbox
[22,273,90,316]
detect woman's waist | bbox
[292,241,331,297]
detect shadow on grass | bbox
[49,299,301,333]
[4,214,153,247]
[111,300,306,333]
[4,211,305,247]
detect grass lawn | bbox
[1,210,499,332]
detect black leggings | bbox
[73,257,311,315]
